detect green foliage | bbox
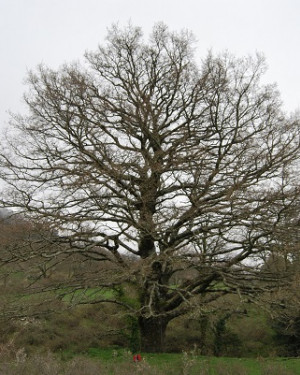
[123,316,140,353]
[213,314,242,357]
[271,315,300,357]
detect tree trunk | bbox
[138,316,168,352]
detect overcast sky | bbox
[1,0,299,131]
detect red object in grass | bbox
[133,354,142,362]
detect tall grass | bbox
[0,350,299,375]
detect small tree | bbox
[1,24,300,352]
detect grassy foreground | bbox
[0,349,299,375]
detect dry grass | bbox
[0,349,298,375]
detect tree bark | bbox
[138,316,168,352]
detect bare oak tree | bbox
[1,24,300,351]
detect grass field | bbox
[74,348,300,375]
[0,347,299,374]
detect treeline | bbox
[0,291,299,358]
[0,211,299,357]
[0,261,299,358]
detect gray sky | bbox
[1,0,299,131]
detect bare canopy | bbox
[1,24,300,352]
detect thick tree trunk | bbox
[138,316,168,352]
